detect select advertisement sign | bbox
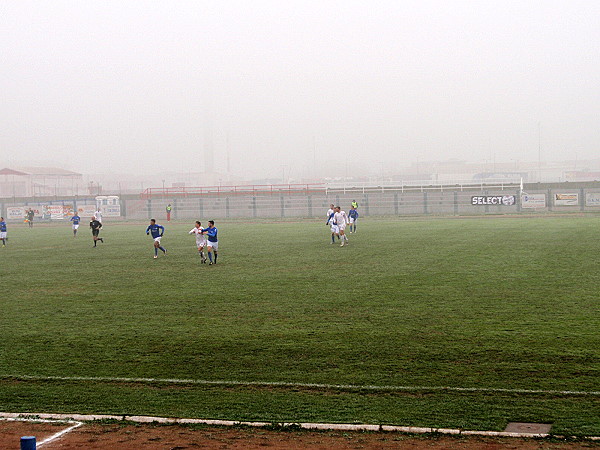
[521,194,546,208]
[471,195,516,206]
[554,193,579,206]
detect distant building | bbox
[0,167,84,198]
[564,171,600,182]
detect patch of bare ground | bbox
[1,421,598,449]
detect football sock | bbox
[160,246,166,253]
[214,253,218,263]
[208,252,213,263]
[331,235,335,243]
[154,248,158,256]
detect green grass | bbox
[0,216,599,435]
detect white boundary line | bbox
[2,374,600,396]
[1,412,599,441]
[0,417,83,448]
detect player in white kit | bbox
[326,204,339,244]
[334,206,349,246]
[189,221,208,263]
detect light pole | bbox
[538,122,542,182]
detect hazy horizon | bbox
[2,1,599,180]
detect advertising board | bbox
[554,193,579,206]
[521,194,546,208]
[6,206,25,220]
[585,192,600,206]
[471,195,516,206]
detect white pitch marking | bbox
[37,421,83,447]
[2,374,600,396]
[0,417,83,448]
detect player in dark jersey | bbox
[90,218,104,247]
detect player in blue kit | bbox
[204,220,218,265]
[348,206,359,233]
[70,213,81,237]
[0,217,7,246]
[146,219,167,259]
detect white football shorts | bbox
[207,240,218,250]
[330,225,339,234]
[0,232,6,239]
[72,224,80,230]
[154,236,162,243]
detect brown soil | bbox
[2,421,598,449]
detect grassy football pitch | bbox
[0,216,598,435]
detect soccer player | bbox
[0,217,7,246]
[70,212,81,237]
[94,208,103,223]
[327,204,335,219]
[146,218,166,259]
[351,199,359,209]
[189,220,207,263]
[326,206,339,244]
[348,206,359,233]
[26,208,34,228]
[166,204,172,222]
[334,206,349,246]
[204,220,218,265]
[90,217,104,247]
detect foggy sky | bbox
[2,1,599,180]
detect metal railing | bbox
[325,178,521,194]
[140,179,522,199]
[140,183,327,199]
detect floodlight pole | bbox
[538,122,542,182]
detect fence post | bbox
[548,189,553,212]
[580,188,585,212]
[453,191,458,216]
[394,193,399,215]
[280,195,285,218]
[484,190,489,214]
[226,197,230,218]
[423,192,428,214]
[364,194,369,216]
[516,189,521,213]
[307,195,312,217]
[252,196,257,218]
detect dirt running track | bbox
[1,421,598,449]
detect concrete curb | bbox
[2,412,599,441]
